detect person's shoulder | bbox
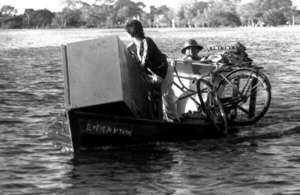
[145,37,160,51]
[145,36,153,41]
[145,37,155,44]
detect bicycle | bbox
[171,57,272,133]
[171,59,228,134]
[196,62,272,126]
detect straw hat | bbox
[181,39,203,54]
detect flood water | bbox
[1,27,300,194]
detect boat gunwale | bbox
[70,110,211,127]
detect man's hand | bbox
[146,73,163,85]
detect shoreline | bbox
[1,25,300,31]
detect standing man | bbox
[125,20,179,121]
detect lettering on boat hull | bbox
[79,119,132,136]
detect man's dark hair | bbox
[125,20,145,39]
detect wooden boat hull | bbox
[67,110,222,150]
[61,36,224,151]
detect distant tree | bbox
[0,5,18,16]
[241,0,293,26]
[193,1,209,13]
[293,10,300,24]
[23,9,34,27]
[84,4,111,27]
[29,9,55,27]
[263,9,288,26]
[52,12,67,27]
[200,0,241,27]
[207,10,241,27]
[153,14,169,27]
[237,2,260,26]
[209,0,240,13]
[139,12,151,27]
[78,1,91,23]
[155,5,170,15]
[0,15,23,28]
[179,0,204,27]
[148,6,158,26]
[152,5,172,27]
[176,0,210,27]
[254,0,293,12]
[184,4,197,27]
[113,0,145,24]
[116,6,131,24]
[61,7,83,27]
[192,13,208,27]
[166,8,176,27]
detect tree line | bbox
[0,0,300,29]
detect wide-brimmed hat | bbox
[181,39,203,54]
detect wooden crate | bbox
[62,35,162,119]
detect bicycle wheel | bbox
[196,78,228,134]
[217,68,271,125]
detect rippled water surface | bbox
[1,27,300,194]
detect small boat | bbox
[62,36,223,151]
[67,110,221,150]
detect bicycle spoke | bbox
[241,80,264,101]
[190,96,200,106]
[243,79,262,97]
[241,72,254,95]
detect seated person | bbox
[175,39,205,116]
[180,39,215,68]
[181,39,203,61]
[176,39,221,117]
[176,39,213,75]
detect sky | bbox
[0,0,300,14]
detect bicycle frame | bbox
[171,59,208,107]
